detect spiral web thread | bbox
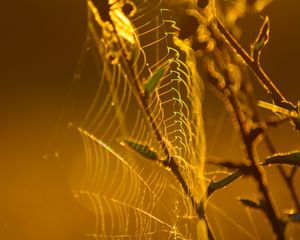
[73,0,207,238]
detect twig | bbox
[88,3,211,237]
[212,19,287,105]
[228,91,284,240]
[116,36,194,205]
[219,16,300,213]
[205,59,284,239]
[212,17,300,133]
[93,5,202,215]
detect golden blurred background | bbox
[0,0,300,239]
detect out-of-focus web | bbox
[72,0,206,239]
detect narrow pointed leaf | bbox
[250,16,270,61]
[286,212,300,222]
[207,170,242,196]
[239,198,269,215]
[144,67,165,95]
[294,101,300,131]
[239,198,261,209]
[121,140,159,160]
[207,160,248,170]
[263,151,300,166]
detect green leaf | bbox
[286,212,300,222]
[250,16,270,61]
[239,198,261,209]
[144,67,165,95]
[263,151,300,166]
[239,198,269,214]
[206,160,248,170]
[207,170,242,196]
[121,140,159,160]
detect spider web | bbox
[67,0,207,239]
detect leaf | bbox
[258,100,300,131]
[239,198,261,209]
[294,101,300,131]
[207,170,242,196]
[239,198,269,214]
[286,211,300,223]
[263,151,300,167]
[144,67,165,96]
[250,16,270,61]
[206,160,248,170]
[121,140,159,160]
[257,100,296,117]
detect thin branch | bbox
[228,92,284,240]
[205,60,284,239]
[207,17,300,235]
[116,37,194,206]
[212,18,287,106]
[103,18,201,216]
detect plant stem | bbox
[205,53,284,238]
[89,3,210,236]
[214,19,287,105]
[88,0,197,207]
[206,18,300,237]
[117,35,215,237]
[111,25,199,209]
[228,93,284,240]
[240,72,300,214]
[205,58,284,238]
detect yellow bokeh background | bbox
[0,1,300,239]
